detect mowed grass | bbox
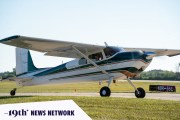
[0,81,180,119]
[0,80,180,93]
[0,96,179,120]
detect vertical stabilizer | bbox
[16,48,37,75]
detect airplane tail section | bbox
[16,48,37,75]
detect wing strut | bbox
[72,46,111,78]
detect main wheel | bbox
[100,86,111,97]
[10,90,16,96]
[135,87,145,98]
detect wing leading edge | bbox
[124,47,180,58]
[0,35,180,58]
[0,35,105,58]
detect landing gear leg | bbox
[100,77,113,97]
[127,78,146,98]
[10,88,16,96]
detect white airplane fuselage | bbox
[16,51,151,86]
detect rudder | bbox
[16,48,37,75]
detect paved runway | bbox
[0,93,180,101]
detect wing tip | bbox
[0,35,20,43]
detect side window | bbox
[104,48,112,58]
[89,52,103,61]
[104,47,120,58]
[79,58,87,65]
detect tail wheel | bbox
[135,87,145,98]
[100,86,111,97]
[10,88,16,96]
[10,90,16,96]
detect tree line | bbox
[0,69,179,80]
[0,69,15,79]
[135,70,179,80]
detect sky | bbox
[0,0,180,72]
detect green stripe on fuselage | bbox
[50,67,138,80]
[34,63,67,76]
[34,51,151,77]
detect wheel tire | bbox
[100,86,111,97]
[10,90,16,96]
[135,87,145,98]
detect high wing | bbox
[124,47,180,59]
[0,35,105,58]
[0,35,180,59]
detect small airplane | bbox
[0,35,180,98]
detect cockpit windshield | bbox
[104,47,125,58]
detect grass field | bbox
[0,80,180,93]
[0,80,180,119]
[0,96,179,120]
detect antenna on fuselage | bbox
[104,42,108,47]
